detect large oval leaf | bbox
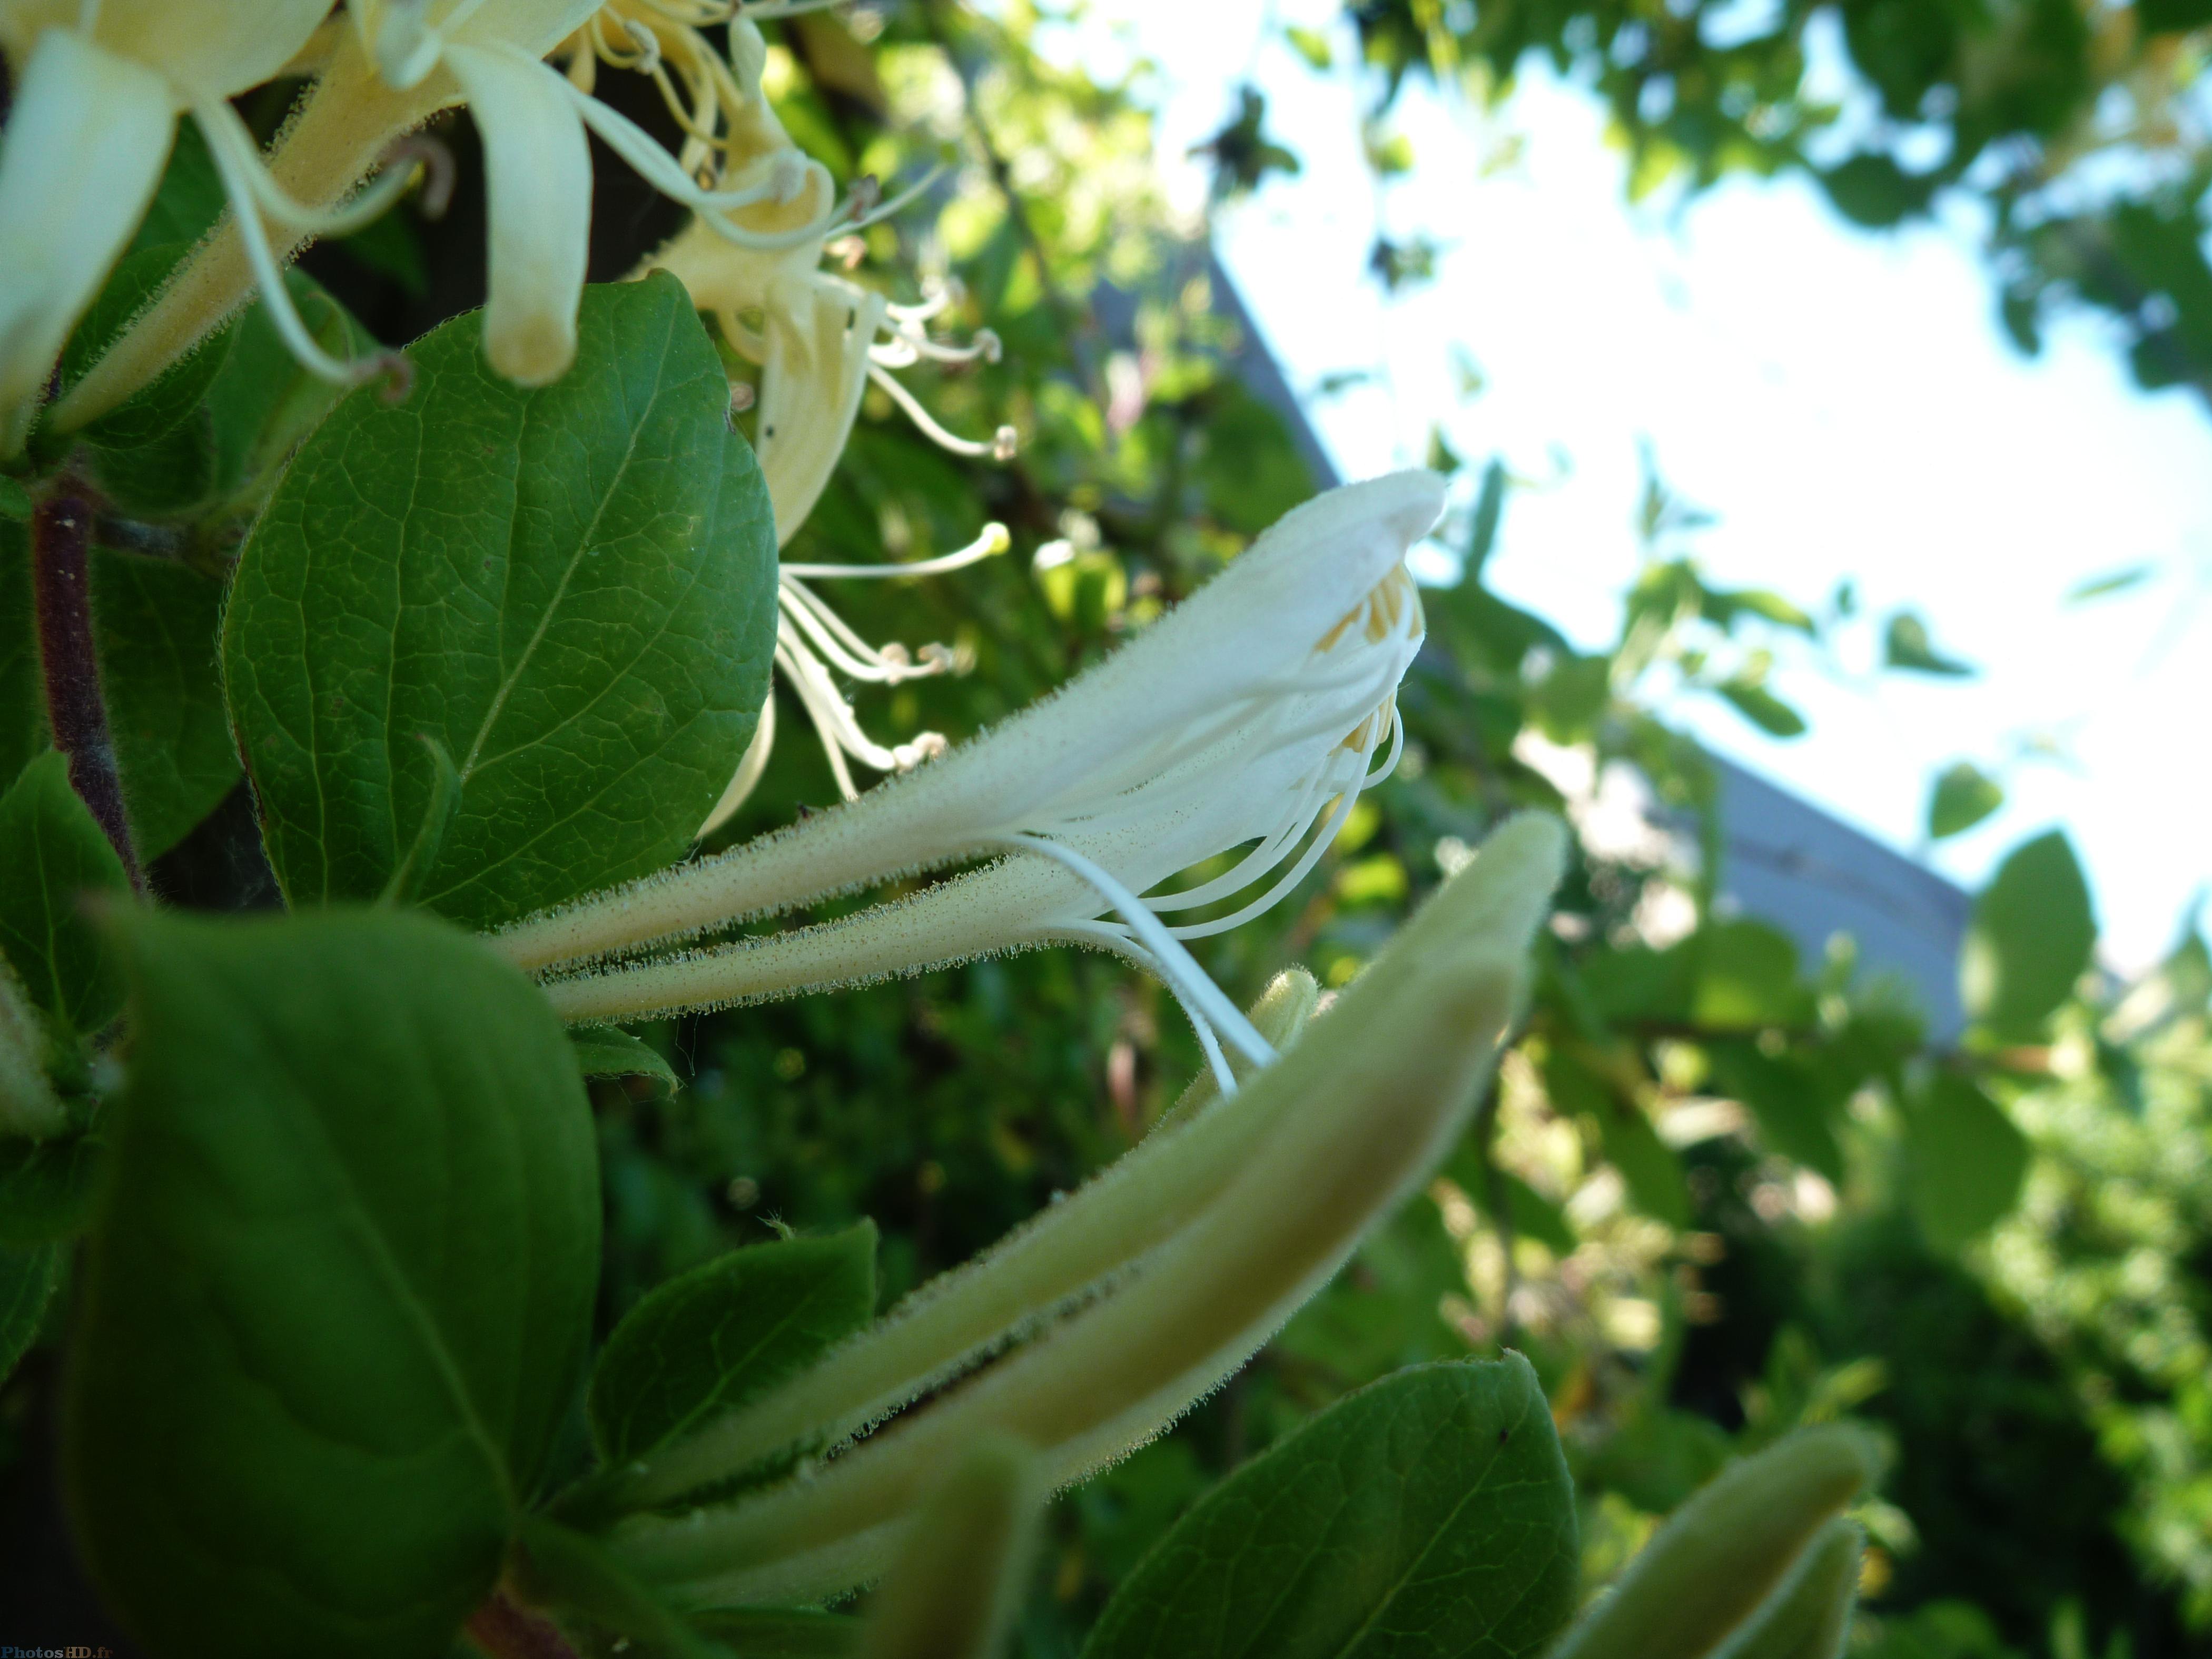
[63,908,600,1659]
[1082,1356,1579,1659]
[224,272,776,930]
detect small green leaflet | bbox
[588,1222,877,1467]
[572,1026,682,1094]
[0,750,132,1038]
[0,1239,60,1386]
[1081,1357,1579,1659]
[1927,761,2003,842]
[225,273,778,930]
[1960,829,2096,1038]
[90,547,239,859]
[1906,1073,2030,1252]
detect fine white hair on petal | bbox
[493,470,1447,973]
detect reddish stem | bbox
[465,1591,584,1659]
[29,485,141,891]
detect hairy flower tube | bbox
[586,812,1567,1609]
[48,3,863,424]
[492,471,1441,1080]
[0,0,343,449]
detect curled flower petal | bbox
[0,29,173,448]
[443,41,592,385]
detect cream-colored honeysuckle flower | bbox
[493,470,1441,1086]
[48,2,860,426]
[592,813,1567,1609]
[0,0,353,450]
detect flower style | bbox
[47,2,863,428]
[0,0,340,450]
[492,470,1443,1088]
[586,813,1568,1609]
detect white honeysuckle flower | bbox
[0,0,343,449]
[493,470,1443,1085]
[47,2,856,425]
[598,814,1568,1609]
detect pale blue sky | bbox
[1029,1,2212,971]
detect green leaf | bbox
[2065,565,2153,604]
[0,750,131,1036]
[0,1238,60,1384]
[1547,1047,1691,1227]
[90,547,239,858]
[43,242,238,457]
[1709,1043,1844,1185]
[1718,679,1808,738]
[572,1026,682,1094]
[0,521,48,788]
[0,476,29,520]
[1285,23,1334,68]
[79,269,369,523]
[1882,611,1974,677]
[589,1222,876,1467]
[1446,1144,1576,1257]
[1596,1097,1692,1228]
[1960,829,2096,1037]
[225,273,778,930]
[513,1516,726,1659]
[1582,1408,1734,1517]
[64,907,600,1659]
[1904,1073,2029,1253]
[0,1131,105,1245]
[1927,762,2003,842]
[127,118,228,255]
[1463,457,1507,581]
[1693,920,1809,1031]
[1819,154,1936,227]
[2139,0,2212,34]
[1081,1357,1579,1659]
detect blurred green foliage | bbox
[1337,0,2212,408]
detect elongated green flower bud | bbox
[1549,1426,1880,1659]
[1714,1519,1863,1659]
[857,1436,1042,1659]
[603,813,1567,1608]
[598,970,1317,1515]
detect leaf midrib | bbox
[453,301,683,789]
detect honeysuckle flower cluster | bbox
[31,1,879,433]
[5,0,1020,813]
[576,812,1567,1607]
[494,471,1441,1093]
